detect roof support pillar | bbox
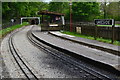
[61,16,65,25]
[21,18,23,25]
[38,17,40,25]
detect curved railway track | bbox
[27,27,116,80]
[8,29,39,80]
[7,25,118,79]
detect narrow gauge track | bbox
[8,30,38,80]
[27,28,115,80]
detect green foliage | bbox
[0,22,29,38]
[49,2,69,13]
[72,2,100,21]
[48,2,70,20]
[2,2,120,23]
[2,2,49,21]
[99,2,120,20]
[107,2,120,21]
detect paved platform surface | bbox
[49,31,120,56]
[32,26,120,71]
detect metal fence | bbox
[1,20,20,30]
[64,21,120,41]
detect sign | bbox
[49,24,58,27]
[94,19,114,25]
[94,19,115,43]
[69,3,72,5]
[11,19,14,23]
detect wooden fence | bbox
[64,22,120,41]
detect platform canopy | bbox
[38,11,65,25]
[38,10,65,16]
[21,17,40,25]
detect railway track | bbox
[8,30,39,80]
[27,28,116,80]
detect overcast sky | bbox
[44,0,52,2]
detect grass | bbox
[116,24,120,25]
[61,31,120,46]
[0,22,29,39]
[97,25,112,27]
[97,24,120,27]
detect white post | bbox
[61,16,65,25]
[38,17,40,25]
[21,18,23,25]
[61,16,65,31]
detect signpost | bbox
[11,19,14,26]
[94,19,115,43]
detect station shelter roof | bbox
[38,11,65,16]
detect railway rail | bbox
[8,30,39,80]
[27,26,117,80]
[6,25,119,79]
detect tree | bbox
[49,2,69,13]
[72,2,100,21]
[2,2,49,22]
[107,2,120,20]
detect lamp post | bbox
[69,1,72,32]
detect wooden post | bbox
[61,16,65,31]
[111,21,115,43]
[94,25,97,40]
[70,2,72,32]
[42,15,44,23]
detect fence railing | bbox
[65,21,120,41]
[1,20,20,30]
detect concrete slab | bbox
[49,31,120,56]
[32,27,120,71]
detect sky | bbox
[44,0,52,2]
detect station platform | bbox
[49,31,120,56]
[31,26,120,71]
